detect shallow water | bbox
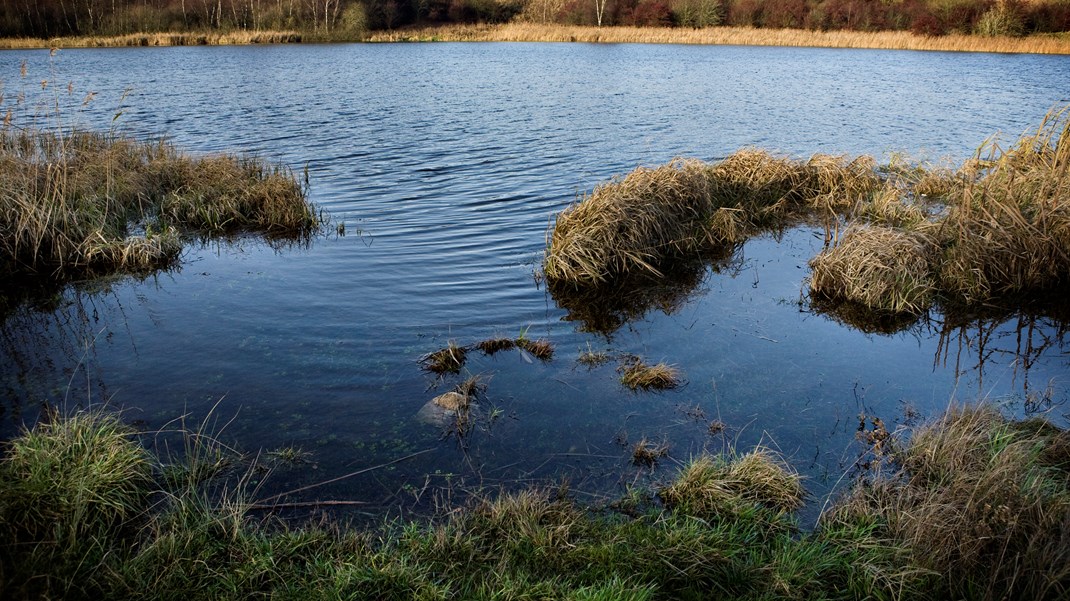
[1,43,1068,519]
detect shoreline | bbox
[2,24,1069,54]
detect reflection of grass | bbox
[2,404,1067,599]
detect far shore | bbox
[2,23,1070,54]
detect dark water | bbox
[2,43,1068,520]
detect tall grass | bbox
[0,127,317,281]
[2,404,1064,599]
[810,106,1070,316]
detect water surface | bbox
[1,43,1067,519]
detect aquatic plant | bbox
[631,438,670,467]
[421,341,468,373]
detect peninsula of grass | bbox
[545,107,1070,324]
[1,402,1067,600]
[0,127,316,282]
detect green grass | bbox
[3,403,1063,600]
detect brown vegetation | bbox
[0,129,316,281]
[620,358,680,390]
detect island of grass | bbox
[0,127,317,284]
[544,107,1070,328]
[0,402,1066,600]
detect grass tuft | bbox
[660,450,805,520]
[421,341,468,374]
[620,359,680,391]
[515,337,554,361]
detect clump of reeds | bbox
[824,403,1070,599]
[631,438,669,467]
[0,128,316,281]
[935,108,1070,305]
[577,347,611,367]
[809,224,936,315]
[421,341,468,374]
[620,359,680,390]
[515,337,554,361]
[543,151,882,288]
[660,450,805,520]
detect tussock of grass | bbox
[824,403,1070,599]
[3,406,1066,599]
[620,359,680,390]
[0,128,316,281]
[475,337,515,355]
[660,450,805,520]
[515,337,554,360]
[809,224,936,315]
[811,107,1070,317]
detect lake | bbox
[1,42,1068,520]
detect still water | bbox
[2,43,1068,518]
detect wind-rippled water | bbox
[2,43,1068,519]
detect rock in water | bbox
[415,391,469,426]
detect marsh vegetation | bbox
[1,404,1066,600]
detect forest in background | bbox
[3,0,1069,40]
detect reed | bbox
[368,23,1070,55]
[420,340,468,373]
[0,128,316,281]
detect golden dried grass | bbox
[421,341,468,374]
[0,129,314,280]
[0,30,301,49]
[809,224,936,315]
[544,151,881,287]
[620,359,680,390]
[368,23,1070,55]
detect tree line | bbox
[2,0,1068,39]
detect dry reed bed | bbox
[0,128,316,280]
[370,23,1070,55]
[0,30,302,49]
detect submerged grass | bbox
[0,128,316,281]
[1,404,1066,600]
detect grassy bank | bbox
[367,23,1070,54]
[0,127,317,281]
[545,107,1070,323]
[0,403,1066,600]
